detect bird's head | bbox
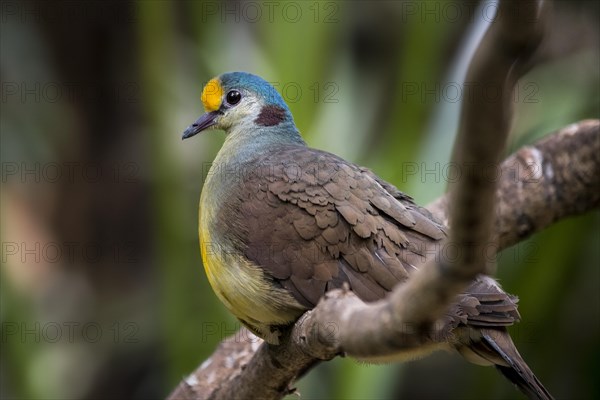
[182,72,299,141]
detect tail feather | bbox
[480,330,553,400]
[495,364,553,400]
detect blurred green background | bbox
[1,1,599,399]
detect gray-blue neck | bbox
[219,118,305,165]
[201,118,305,207]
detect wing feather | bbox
[228,144,517,329]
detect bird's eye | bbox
[226,90,241,106]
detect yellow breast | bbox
[199,201,306,342]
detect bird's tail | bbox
[477,328,554,400]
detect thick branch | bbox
[170,120,599,400]
[427,119,600,249]
[396,0,547,333]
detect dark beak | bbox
[182,111,220,140]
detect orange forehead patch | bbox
[201,78,223,112]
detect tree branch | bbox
[168,119,599,400]
[378,0,543,338]
[166,2,598,399]
[428,119,600,249]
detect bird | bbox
[182,71,553,400]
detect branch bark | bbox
[166,1,600,399]
[169,120,599,400]
[428,119,600,249]
[379,0,547,340]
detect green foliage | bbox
[1,1,598,399]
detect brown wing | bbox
[234,145,441,306]
[234,144,519,329]
[447,276,521,329]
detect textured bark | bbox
[166,1,600,399]
[428,120,600,249]
[169,120,599,400]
